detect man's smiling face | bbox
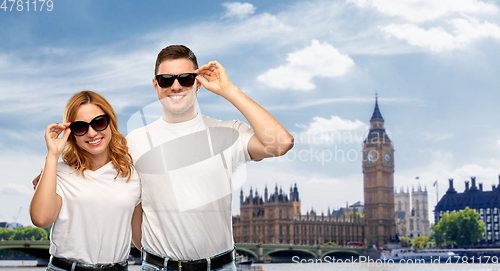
[153,58,201,122]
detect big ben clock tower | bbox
[363,96,396,247]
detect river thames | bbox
[2,260,500,271]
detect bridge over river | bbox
[0,240,366,265]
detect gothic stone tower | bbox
[362,97,396,247]
[409,185,430,238]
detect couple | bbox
[30,45,294,271]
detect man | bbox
[127,45,293,271]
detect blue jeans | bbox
[47,262,66,271]
[141,249,237,271]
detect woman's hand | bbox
[45,123,71,157]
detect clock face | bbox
[383,152,392,164]
[366,150,376,164]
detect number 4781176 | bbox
[1,0,54,11]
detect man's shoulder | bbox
[201,115,254,147]
[126,118,162,140]
[201,114,248,129]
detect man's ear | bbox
[196,79,202,93]
[153,78,160,94]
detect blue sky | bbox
[1,0,500,227]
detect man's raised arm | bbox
[196,61,294,161]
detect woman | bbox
[30,91,142,271]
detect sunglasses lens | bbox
[157,75,174,88]
[91,115,109,131]
[156,74,196,88]
[177,73,196,87]
[70,122,88,136]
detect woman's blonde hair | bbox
[62,90,133,181]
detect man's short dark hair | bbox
[155,45,198,75]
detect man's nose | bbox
[170,78,183,92]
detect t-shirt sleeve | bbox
[232,120,255,168]
[55,175,64,200]
[55,162,69,200]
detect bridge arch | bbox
[322,249,364,260]
[263,248,317,262]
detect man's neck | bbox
[161,111,198,124]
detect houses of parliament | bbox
[233,98,396,247]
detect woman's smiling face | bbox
[72,103,112,164]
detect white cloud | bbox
[222,2,256,19]
[498,140,500,146]
[295,116,368,145]
[349,0,498,23]
[380,17,500,52]
[300,116,367,132]
[257,40,354,90]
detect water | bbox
[0,261,39,268]
[2,261,500,271]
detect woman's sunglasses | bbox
[69,114,110,136]
[155,73,198,88]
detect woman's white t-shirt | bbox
[49,161,141,264]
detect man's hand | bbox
[195,61,238,98]
[33,173,41,190]
[196,61,293,160]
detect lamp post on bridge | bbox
[317,237,323,261]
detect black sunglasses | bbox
[155,73,198,88]
[69,114,110,136]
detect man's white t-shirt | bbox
[50,161,141,264]
[126,113,254,260]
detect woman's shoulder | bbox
[54,162,81,185]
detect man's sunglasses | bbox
[69,114,110,136]
[155,73,198,88]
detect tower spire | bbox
[264,184,268,202]
[370,94,384,122]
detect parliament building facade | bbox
[233,184,364,245]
